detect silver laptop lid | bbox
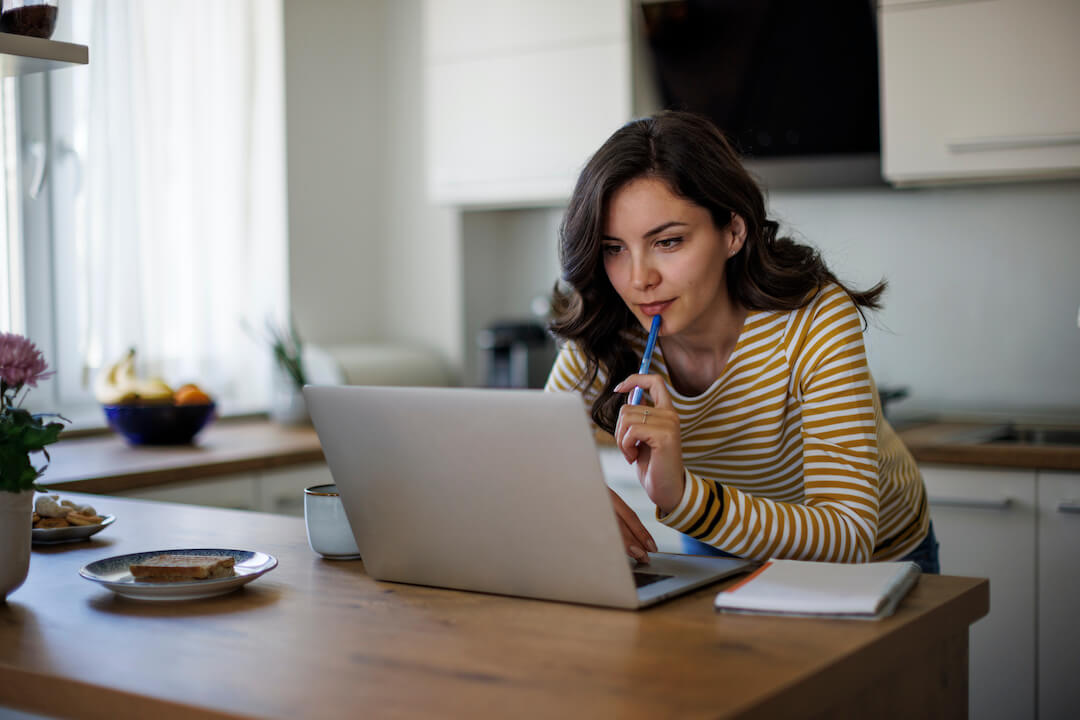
[304,385,642,608]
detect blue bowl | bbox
[103,403,216,445]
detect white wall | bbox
[283,0,387,345]
[284,0,463,377]
[768,181,1080,416]
[446,181,1080,416]
[382,0,463,377]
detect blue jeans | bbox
[681,521,941,574]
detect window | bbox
[0,77,23,334]
[13,0,287,422]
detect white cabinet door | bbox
[921,464,1036,720]
[879,0,1080,186]
[424,0,625,61]
[423,0,631,206]
[258,463,334,517]
[1036,471,1080,719]
[117,473,259,511]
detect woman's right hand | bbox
[609,488,658,564]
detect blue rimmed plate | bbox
[79,548,278,601]
[33,514,116,545]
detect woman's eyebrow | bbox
[643,221,688,238]
[602,221,689,243]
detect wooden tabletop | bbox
[1,494,988,719]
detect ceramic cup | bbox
[303,484,361,560]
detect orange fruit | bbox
[174,385,212,406]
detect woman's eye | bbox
[656,237,683,249]
[602,244,623,256]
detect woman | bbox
[545,111,938,573]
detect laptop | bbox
[304,385,753,609]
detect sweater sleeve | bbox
[544,341,607,423]
[659,287,881,562]
[544,341,591,394]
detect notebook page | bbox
[714,559,921,617]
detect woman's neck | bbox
[659,300,749,396]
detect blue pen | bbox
[629,315,661,406]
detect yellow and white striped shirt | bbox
[545,284,929,563]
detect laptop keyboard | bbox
[633,571,674,588]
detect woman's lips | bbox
[639,300,674,316]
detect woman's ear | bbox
[728,213,747,257]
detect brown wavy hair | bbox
[549,111,885,434]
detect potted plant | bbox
[265,320,309,425]
[0,333,65,600]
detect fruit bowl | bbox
[103,403,216,445]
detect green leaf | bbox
[20,422,63,451]
[0,442,37,493]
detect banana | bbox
[93,349,174,404]
[93,348,136,404]
[132,377,175,402]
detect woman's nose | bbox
[629,256,658,291]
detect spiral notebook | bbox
[714,559,921,620]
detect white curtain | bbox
[70,0,287,408]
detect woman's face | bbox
[601,177,744,337]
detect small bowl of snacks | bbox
[32,493,114,544]
[95,349,216,445]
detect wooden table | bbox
[1,494,989,719]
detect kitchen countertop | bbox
[42,416,1080,496]
[44,419,325,493]
[895,421,1080,472]
[0,494,988,719]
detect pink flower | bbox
[0,333,53,389]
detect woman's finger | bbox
[614,373,675,410]
[609,488,657,554]
[618,517,649,563]
[615,406,640,463]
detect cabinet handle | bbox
[928,495,1012,510]
[947,134,1080,154]
[1058,501,1080,514]
[880,0,995,11]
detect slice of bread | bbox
[129,554,236,581]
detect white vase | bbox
[270,385,310,426]
[0,489,33,601]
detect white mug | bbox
[303,484,361,560]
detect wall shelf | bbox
[0,32,87,77]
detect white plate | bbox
[32,514,116,545]
[79,548,278,601]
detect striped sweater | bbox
[545,284,929,563]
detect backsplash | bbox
[464,180,1080,417]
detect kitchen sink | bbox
[980,426,1080,446]
[950,424,1080,447]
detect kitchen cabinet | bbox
[422,0,632,206]
[115,463,333,516]
[878,0,1080,186]
[118,473,261,511]
[921,464,1036,720]
[258,464,334,516]
[1036,471,1080,719]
